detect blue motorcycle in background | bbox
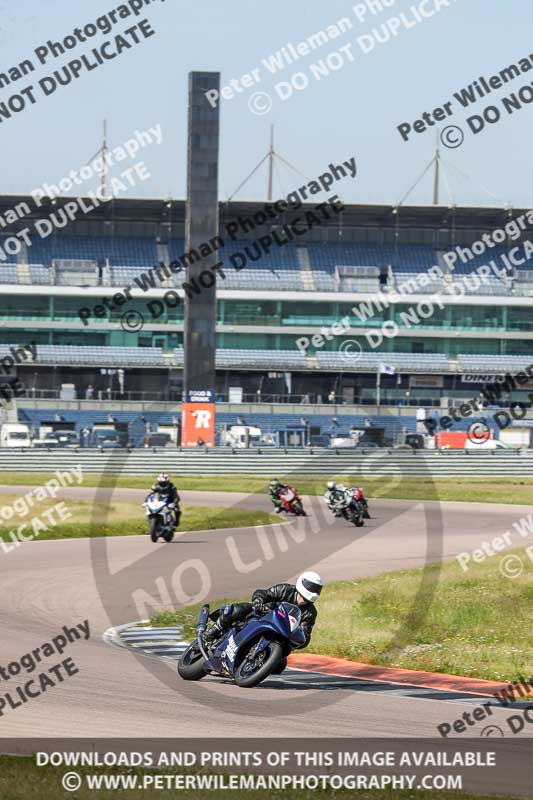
[178,601,306,688]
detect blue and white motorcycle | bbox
[178,602,305,687]
[143,492,176,543]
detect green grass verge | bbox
[0,756,515,800]
[0,495,277,541]
[151,545,533,683]
[2,473,533,505]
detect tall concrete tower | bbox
[183,71,220,394]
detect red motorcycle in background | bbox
[352,487,371,519]
[278,487,306,516]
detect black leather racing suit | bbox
[149,481,180,524]
[212,583,317,649]
[253,583,317,647]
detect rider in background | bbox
[149,473,181,525]
[352,486,369,514]
[205,571,324,655]
[269,478,289,513]
[324,480,352,516]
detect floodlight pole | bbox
[433,133,440,206]
[100,119,109,198]
[267,125,274,202]
[227,127,306,202]
[86,119,109,199]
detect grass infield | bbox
[151,545,533,683]
[1,473,533,504]
[0,495,277,541]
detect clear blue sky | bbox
[1,0,531,208]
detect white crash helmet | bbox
[326,480,336,490]
[296,571,324,603]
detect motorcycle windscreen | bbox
[277,602,302,632]
[279,603,306,646]
[280,488,295,501]
[147,494,166,511]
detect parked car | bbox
[92,429,123,449]
[46,430,80,448]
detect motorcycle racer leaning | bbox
[204,571,324,671]
[324,480,353,516]
[149,473,181,525]
[352,485,370,515]
[268,478,289,513]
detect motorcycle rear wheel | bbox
[162,528,174,542]
[149,516,161,542]
[349,511,364,527]
[234,641,283,688]
[178,642,207,680]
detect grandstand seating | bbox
[0,266,20,283]
[168,239,186,262]
[10,345,168,367]
[109,265,155,284]
[317,351,449,373]
[457,354,533,371]
[313,271,336,291]
[222,239,300,270]
[171,349,311,370]
[29,264,53,284]
[171,238,300,271]
[392,272,443,294]
[1,201,532,413]
[3,343,531,374]
[0,236,526,296]
[221,269,304,290]
[215,349,308,370]
[307,243,437,273]
[447,247,509,275]
[28,236,158,267]
[0,237,17,264]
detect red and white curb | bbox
[103,622,524,710]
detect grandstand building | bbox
[1,194,533,445]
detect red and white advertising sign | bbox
[181,390,215,448]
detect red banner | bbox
[181,402,215,448]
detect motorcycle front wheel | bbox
[162,527,175,542]
[178,641,207,680]
[149,515,161,542]
[234,641,283,688]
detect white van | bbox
[0,423,31,448]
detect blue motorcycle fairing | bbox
[203,602,304,676]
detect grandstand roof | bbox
[0,195,524,236]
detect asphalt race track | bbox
[1,486,531,740]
